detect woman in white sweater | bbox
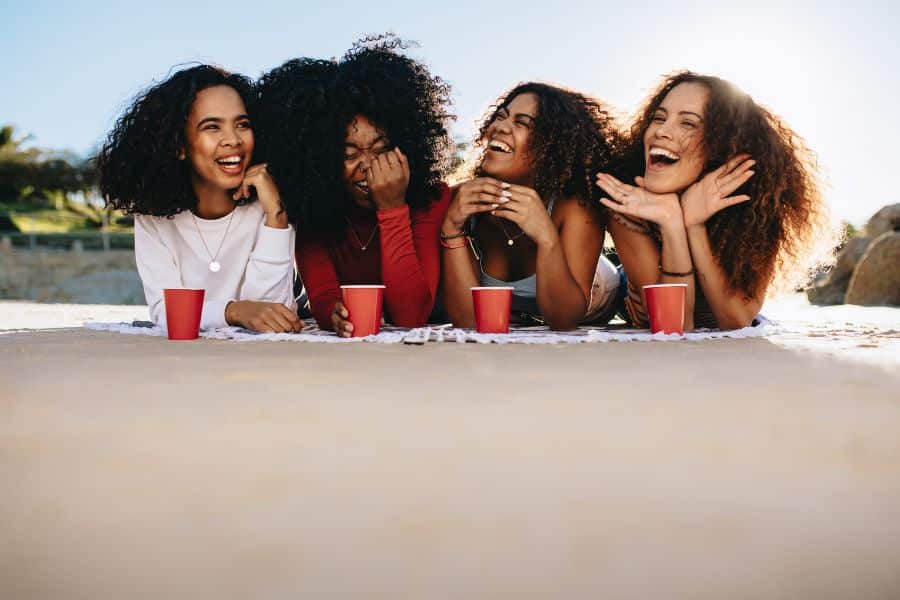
[98,65,301,333]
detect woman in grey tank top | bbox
[441,83,623,330]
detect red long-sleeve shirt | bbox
[296,184,452,329]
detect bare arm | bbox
[531,197,605,330]
[440,235,481,328]
[596,174,697,329]
[440,179,507,328]
[687,224,764,329]
[680,155,760,329]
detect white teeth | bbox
[355,180,368,188]
[217,156,242,165]
[649,147,679,161]
[488,139,513,154]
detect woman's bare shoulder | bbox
[554,195,604,229]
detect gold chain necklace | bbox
[494,216,526,247]
[346,217,379,251]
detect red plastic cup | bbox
[472,286,514,333]
[643,284,687,335]
[341,285,385,337]
[163,288,204,340]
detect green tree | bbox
[0,124,95,205]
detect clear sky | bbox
[2,0,897,225]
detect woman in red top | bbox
[257,35,454,335]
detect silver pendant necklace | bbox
[192,206,239,272]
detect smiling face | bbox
[642,82,709,194]
[343,114,392,209]
[481,92,538,185]
[183,85,254,199]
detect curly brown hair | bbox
[98,65,256,217]
[463,82,621,215]
[619,71,838,298]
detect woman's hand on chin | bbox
[225,300,303,333]
[489,183,558,248]
[234,163,289,228]
[369,148,411,210]
[681,154,755,228]
[596,172,682,231]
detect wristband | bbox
[658,264,695,277]
[440,228,468,240]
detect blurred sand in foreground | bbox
[1,298,899,599]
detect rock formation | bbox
[845,232,900,306]
[808,203,900,307]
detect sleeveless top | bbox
[470,197,620,323]
[470,197,554,316]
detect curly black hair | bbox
[618,71,838,297]
[468,82,621,214]
[97,64,256,217]
[256,34,454,236]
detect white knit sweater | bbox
[134,202,296,330]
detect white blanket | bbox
[84,317,776,344]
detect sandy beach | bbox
[2,298,899,599]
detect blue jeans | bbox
[614,265,631,325]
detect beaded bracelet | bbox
[658,264,695,277]
[440,229,468,241]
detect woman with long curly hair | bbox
[98,65,301,333]
[441,82,622,330]
[596,71,838,330]
[257,36,454,336]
